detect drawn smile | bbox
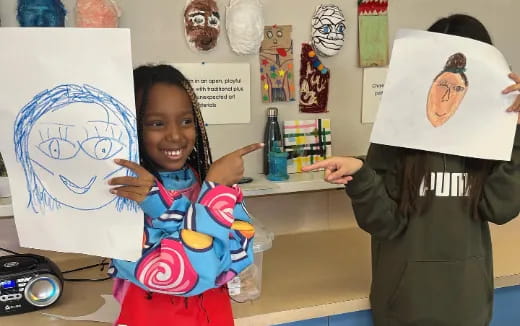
[59,175,97,194]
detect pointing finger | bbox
[237,143,264,157]
[301,159,334,172]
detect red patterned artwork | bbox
[299,43,330,113]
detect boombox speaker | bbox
[0,253,63,315]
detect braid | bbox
[180,80,213,181]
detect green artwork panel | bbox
[359,15,389,67]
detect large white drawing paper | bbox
[0,28,143,261]
[370,29,517,160]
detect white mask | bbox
[226,0,264,55]
[311,4,346,57]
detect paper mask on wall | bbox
[283,119,332,173]
[358,0,389,67]
[75,0,121,28]
[311,4,346,57]
[427,53,468,127]
[184,0,221,52]
[17,0,66,27]
[299,43,330,113]
[259,25,295,103]
[226,0,264,55]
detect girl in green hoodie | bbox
[304,14,520,326]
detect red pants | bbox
[115,283,235,326]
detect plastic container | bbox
[228,218,274,302]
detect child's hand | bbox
[302,156,363,185]
[206,143,264,186]
[502,72,520,124]
[108,159,155,203]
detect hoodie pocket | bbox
[387,258,492,325]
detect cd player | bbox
[0,253,63,315]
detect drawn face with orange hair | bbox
[426,53,468,127]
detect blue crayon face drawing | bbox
[14,84,138,213]
[17,0,66,27]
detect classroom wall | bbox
[0,0,518,235]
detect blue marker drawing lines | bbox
[14,84,139,213]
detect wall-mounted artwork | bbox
[17,0,66,27]
[283,119,332,173]
[358,0,388,67]
[311,4,346,57]
[299,43,330,113]
[259,25,296,103]
[0,28,143,261]
[370,29,518,161]
[226,0,264,55]
[75,0,121,28]
[184,0,221,52]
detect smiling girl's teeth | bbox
[163,149,182,158]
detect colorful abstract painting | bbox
[259,25,295,103]
[358,0,389,67]
[283,119,331,173]
[299,43,330,113]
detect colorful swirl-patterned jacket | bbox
[110,168,255,296]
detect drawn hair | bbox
[399,15,494,219]
[133,64,212,182]
[433,52,468,86]
[14,84,139,213]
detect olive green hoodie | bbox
[346,126,520,326]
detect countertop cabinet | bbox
[277,285,520,326]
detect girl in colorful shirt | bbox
[108,64,262,326]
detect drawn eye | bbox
[319,25,331,34]
[38,138,78,160]
[208,16,219,27]
[191,15,205,25]
[453,85,465,92]
[276,30,283,38]
[336,24,345,33]
[80,137,125,160]
[266,31,273,39]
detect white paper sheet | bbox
[370,29,517,160]
[174,63,251,124]
[362,67,388,123]
[0,28,143,261]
